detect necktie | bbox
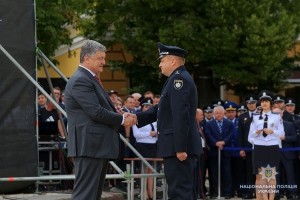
[94,76,103,87]
[217,121,223,134]
[150,123,155,131]
[263,114,268,137]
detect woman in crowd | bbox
[248,90,284,200]
[132,97,157,200]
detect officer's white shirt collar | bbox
[262,110,272,116]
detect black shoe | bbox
[224,196,231,199]
[274,196,281,200]
[288,195,299,200]
[243,194,254,199]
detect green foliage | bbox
[36,0,84,57]
[77,0,300,96]
[37,0,300,96]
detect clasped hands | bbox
[256,128,273,135]
[122,112,137,127]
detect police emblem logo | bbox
[259,164,278,182]
[174,80,183,90]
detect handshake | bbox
[122,113,137,127]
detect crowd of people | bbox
[36,40,300,200]
[197,92,300,200]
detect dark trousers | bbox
[196,152,206,198]
[164,156,197,200]
[277,156,297,195]
[231,156,244,196]
[72,157,109,200]
[239,153,255,196]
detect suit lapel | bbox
[78,67,117,112]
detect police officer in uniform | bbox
[136,42,202,200]
[273,94,294,123]
[238,94,258,199]
[285,97,300,198]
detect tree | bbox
[36,0,87,57]
[38,0,300,103]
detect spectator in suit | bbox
[205,106,233,199]
[273,108,298,200]
[202,104,214,196]
[195,108,207,199]
[131,92,142,113]
[153,94,161,105]
[238,94,258,199]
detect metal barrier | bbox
[0,44,168,199]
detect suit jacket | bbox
[281,121,297,160]
[136,66,202,158]
[205,118,233,157]
[238,111,253,149]
[64,67,122,159]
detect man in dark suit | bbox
[64,40,135,200]
[136,42,202,200]
[205,106,233,199]
[237,94,258,199]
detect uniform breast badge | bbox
[174,79,183,90]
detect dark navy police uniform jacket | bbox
[137,65,202,158]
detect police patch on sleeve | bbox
[174,79,183,90]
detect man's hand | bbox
[150,131,157,137]
[123,113,137,127]
[240,150,246,158]
[176,152,187,161]
[216,141,225,150]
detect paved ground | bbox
[0,192,290,200]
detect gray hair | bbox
[80,40,107,63]
[213,106,225,113]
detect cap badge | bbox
[250,97,253,101]
[277,97,280,100]
[263,92,266,96]
[289,100,292,103]
[174,80,183,90]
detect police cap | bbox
[273,94,285,103]
[237,104,247,112]
[157,42,188,59]
[224,101,237,111]
[245,94,258,104]
[108,90,118,96]
[203,105,213,113]
[140,97,153,106]
[258,90,273,101]
[212,99,225,108]
[285,97,296,106]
